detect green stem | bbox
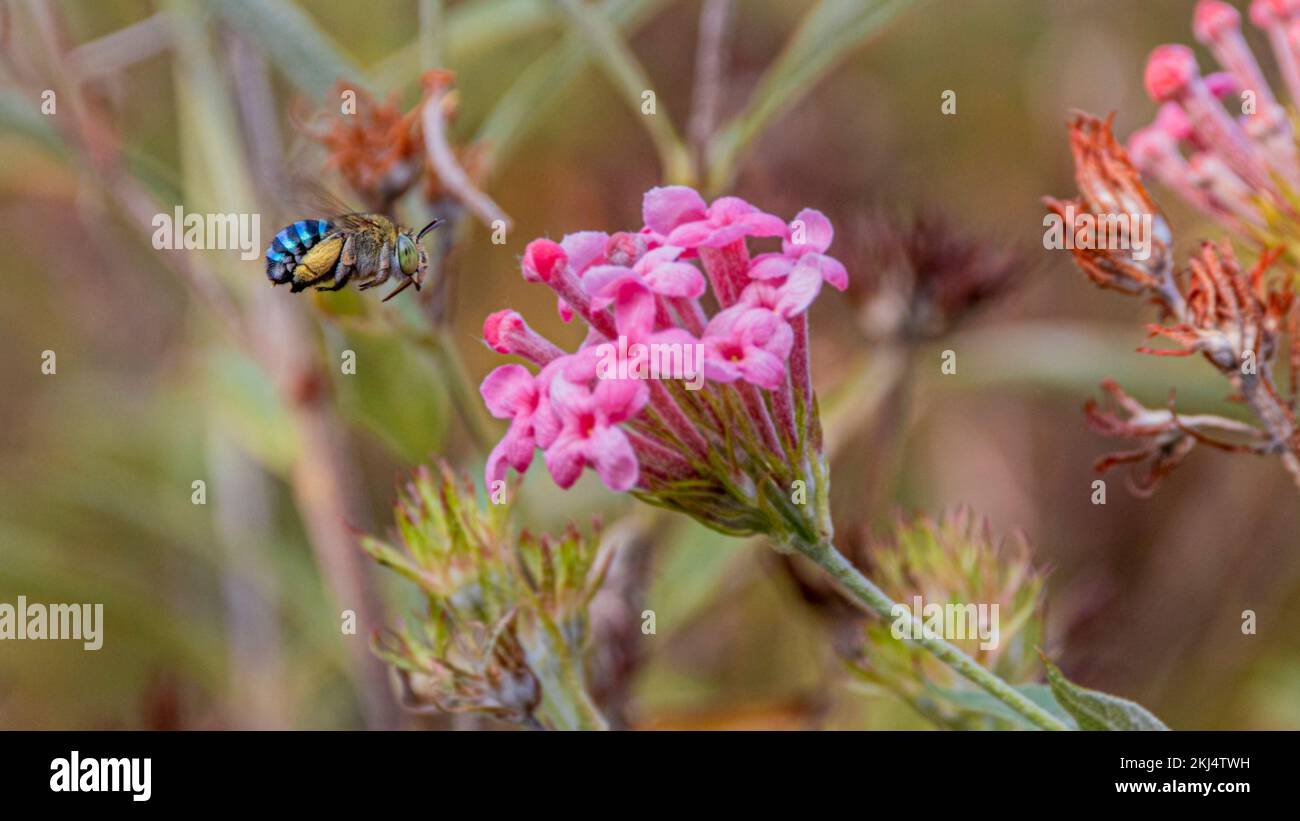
[793,537,1071,731]
[530,625,609,730]
[552,0,694,184]
[705,0,915,195]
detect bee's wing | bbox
[331,212,388,233]
[278,176,364,220]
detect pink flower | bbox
[1124,1,1300,233]
[480,364,542,484]
[521,238,567,284]
[748,209,849,292]
[556,232,610,322]
[737,262,825,318]
[700,306,793,390]
[642,186,786,249]
[480,186,841,542]
[483,309,565,364]
[543,373,648,491]
[564,280,699,383]
[582,246,706,311]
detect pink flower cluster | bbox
[1128,0,1300,234]
[479,186,847,499]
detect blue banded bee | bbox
[265,213,441,301]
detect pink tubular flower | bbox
[642,186,787,249]
[581,245,706,311]
[742,208,850,317]
[543,374,648,491]
[478,185,845,541]
[700,306,793,390]
[480,364,542,484]
[1126,0,1300,245]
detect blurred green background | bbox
[1,0,1298,730]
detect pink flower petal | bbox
[773,263,823,317]
[738,280,781,311]
[698,223,750,247]
[733,212,788,239]
[737,347,787,390]
[548,372,596,417]
[783,208,834,255]
[747,252,794,281]
[643,186,708,235]
[803,252,849,291]
[594,377,649,422]
[483,309,524,353]
[613,280,657,339]
[532,397,561,449]
[703,303,748,338]
[665,221,719,248]
[561,231,609,273]
[560,346,602,382]
[589,425,639,491]
[504,421,536,471]
[480,364,537,419]
[522,238,566,283]
[635,245,685,270]
[486,438,515,485]
[707,196,758,221]
[544,434,586,489]
[642,261,705,298]
[582,264,638,296]
[746,310,794,359]
[702,356,742,383]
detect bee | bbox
[265,213,441,301]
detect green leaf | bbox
[0,89,65,155]
[706,0,917,194]
[370,0,555,91]
[331,328,449,463]
[927,681,1078,730]
[1043,658,1169,731]
[206,349,301,474]
[209,0,368,97]
[475,0,669,179]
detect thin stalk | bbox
[793,536,1071,731]
[552,0,693,184]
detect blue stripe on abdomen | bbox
[295,221,315,245]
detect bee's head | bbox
[396,233,420,276]
[396,219,443,277]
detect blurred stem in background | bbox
[704,0,918,195]
[552,0,693,184]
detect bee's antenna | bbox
[416,218,443,241]
[382,276,418,302]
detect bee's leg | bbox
[315,273,349,292]
[320,239,355,292]
[359,241,392,290]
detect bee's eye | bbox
[397,235,418,275]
